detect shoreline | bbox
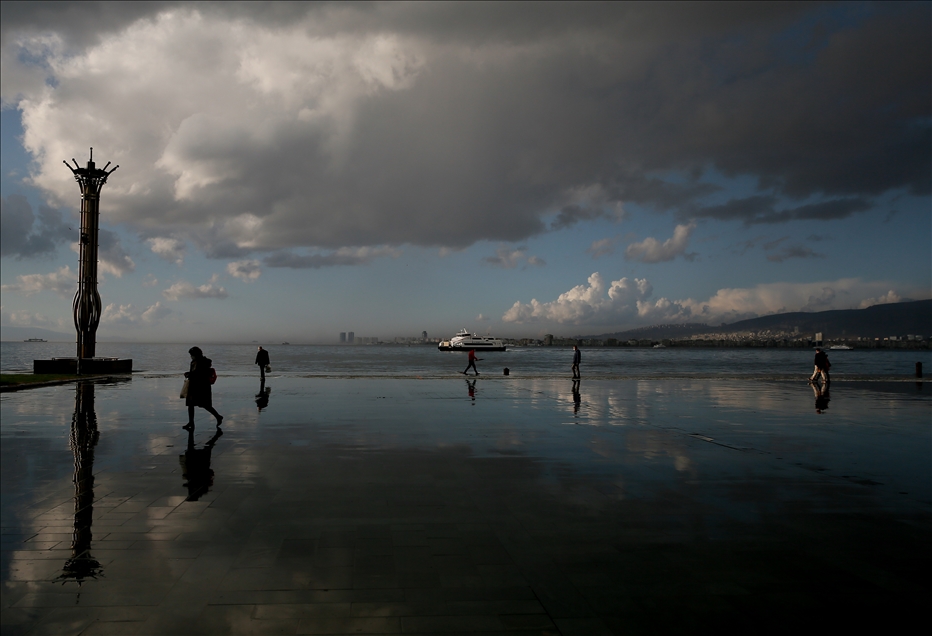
[3,371,928,389]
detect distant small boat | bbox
[24,338,47,342]
[653,344,666,348]
[281,342,290,345]
[829,344,852,350]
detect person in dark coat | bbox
[809,348,831,385]
[185,346,222,426]
[255,346,270,380]
[572,345,581,379]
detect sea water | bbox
[2,343,929,633]
[2,340,928,380]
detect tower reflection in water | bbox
[57,382,102,585]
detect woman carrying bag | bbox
[183,346,223,427]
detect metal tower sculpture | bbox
[64,149,118,361]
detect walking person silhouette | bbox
[184,347,222,427]
[462,349,481,376]
[255,346,270,381]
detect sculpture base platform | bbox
[34,357,133,374]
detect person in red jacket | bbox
[462,349,481,376]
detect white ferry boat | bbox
[829,344,852,350]
[438,329,506,351]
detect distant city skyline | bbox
[2,3,929,343]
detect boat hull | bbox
[438,344,507,352]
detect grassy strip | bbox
[0,373,81,386]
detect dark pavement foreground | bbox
[2,377,929,635]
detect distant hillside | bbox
[588,323,715,341]
[584,299,931,341]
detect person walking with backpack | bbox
[184,346,223,427]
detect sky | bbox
[1,1,930,344]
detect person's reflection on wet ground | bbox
[572,379,581,415]
[179,423,223,501]
[255,379,271,411]
[812,382,831,414]
[466,378,476,402]
[58,382,102,585]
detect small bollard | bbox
[917,362,923,378]
[503,367,510,376]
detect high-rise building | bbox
[348,331,355,344]
[340,332,346,343]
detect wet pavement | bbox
[2,377,929,635]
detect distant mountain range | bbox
[585,299,931,341]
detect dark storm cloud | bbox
[481,245,545,269]
[97,228,135,276]
[0,1,180,47]
[263,247,397,269]
[0,195,73,258]
[604,175,722,213]
[691,196,872,225]
[2,2,929,251]
[550,205,620,230]
[0,2,797,45]
[690,196,778,223]
[762,236,789,251]
[765,245,825,263]
[1,195,134,273]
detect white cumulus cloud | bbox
[504,275,926,329]
[227,259,261,281]
[1,307,63,328]
[587,236,618,259]
[503,272,680,326]
[162,275,228,301]
[678,279,923,324]
[101,301,172,326]
[858,290,902,309]
[1,266,75,296]
[148,237,186,264]
[142,301,172,322]
[625,223,696,263]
